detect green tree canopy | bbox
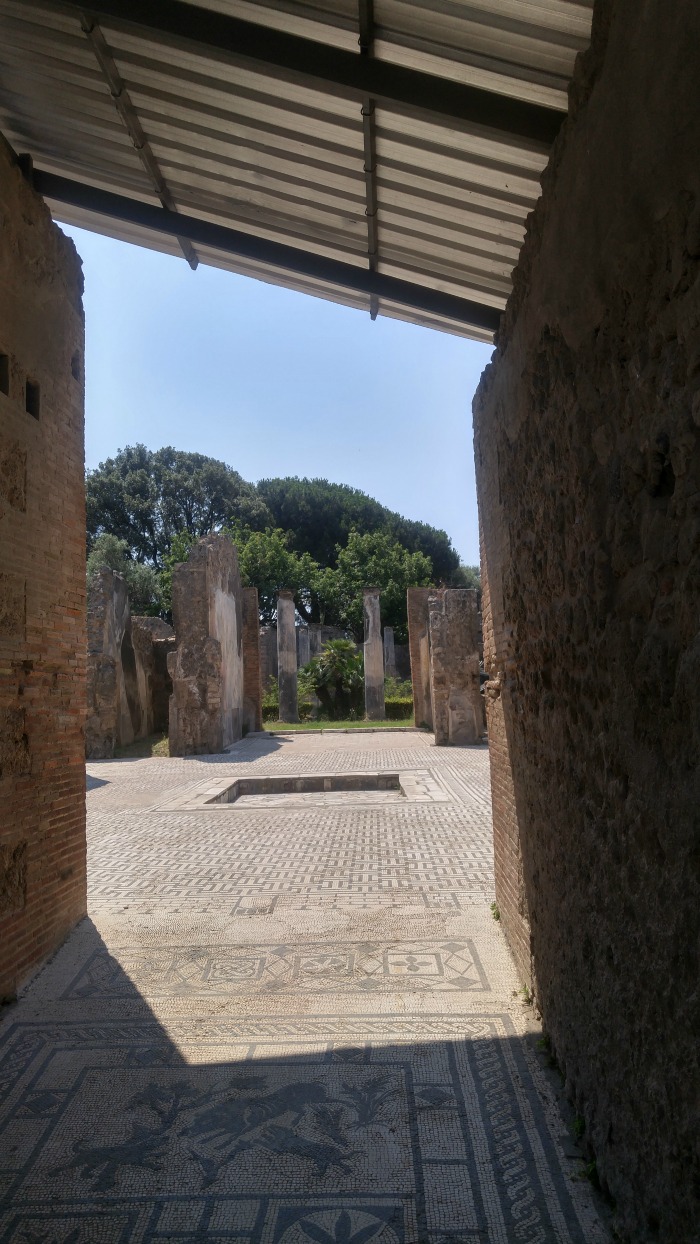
[256,476,460,581]
[86,533,162,615]
[87,445,271,568]
[333,529,433,642]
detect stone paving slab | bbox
[0,731,610,1243]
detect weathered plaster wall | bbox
[168,535,244,755]
[428,589,483,746]
[474,1,700,1237]
[86,571,174,757]
[0,134,86,997]
[241,587,262,733]
[407,588,433,730]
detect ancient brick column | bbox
[276,590,299,722]
[363,588,385,720]
[242,587,263,733]
[383,626,397,678]
[428,588,483,746]
[0,134,87,998]
[407,587,433,729]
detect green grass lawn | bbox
[263,717,416,732]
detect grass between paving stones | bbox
[264,717,416,732]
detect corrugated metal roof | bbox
[0,0,593,339]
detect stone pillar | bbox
[363,588,385,720]
[277,590,299,722]
[428,588,483,746]
[0,133,87,999]
[168,534,244,755]
[242,587,263,733]
[383,626,397,678]
[297,626,311,669]
[407,588,433,729]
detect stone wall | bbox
[473,1,700,1236]
[86,571,174,757]
[428,589,483,746]
[168,535,244,755]
[0,134,86,998]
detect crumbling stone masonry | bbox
[168,535,244,755]
[407,588,433,729]
[428,589,483,746]
[241,587,263,734]
[86,570,174,758]
[0,135,86,998]
[473,0,700,1237]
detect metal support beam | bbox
[80,12,197,268]
[358,0,378,321]
[32,170,501,335]
[44,0,564,146]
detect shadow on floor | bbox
[0,920,607,1243]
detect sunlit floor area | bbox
[0,732,609,1242]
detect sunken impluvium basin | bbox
[211,772,402,802]
[157,770,450,811]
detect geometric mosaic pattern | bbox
[0,730,610,1243]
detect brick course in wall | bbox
[473,2,700,1237]
[0,134,86,998]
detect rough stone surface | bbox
[407,588,433,729]
[382,625,396,678]
[428,590,483,746]
[363,589,385,720]
[0,732,609,1242]
[242,586,263,734]
[86,573,174,757]
[276,591,299,723]
[0,132,86,998]
[168,535,244,755]
[473,1,700,1237]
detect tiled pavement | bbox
[0,731,610,1243]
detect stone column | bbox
[242,587,263,733]
[363,588,385,720]
[297,626,311,669]
[277,590,299,722]
[383,626,397,678]
[407,587,433,729]
[428,588,483,746]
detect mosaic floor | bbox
[0,731,610,1243]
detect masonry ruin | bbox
[168,534,246,755]
[0,0,698,1234]
[85,568,174,758]
[407,586,483,745]
[0,134,86,999]
[474,0,700,1235]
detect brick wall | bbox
[0,134,86,998]
[473,1,700,1237]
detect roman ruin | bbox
[362,587,385,720]
[428,589,483,746]
[276,589,299,723]
[168,534,245,755]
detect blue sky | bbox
[60,223,492,564]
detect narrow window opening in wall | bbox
[0,354,9,396]
[25,379,40,419]
[71,351,81,382]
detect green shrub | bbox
[385,698,413,720]
[384,676,413,700]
